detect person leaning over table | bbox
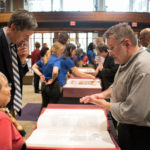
[0,72,26,150]
[0,9,37,116]
[58,43,95,88]
[80,23,150,150]
[32,42,65,109]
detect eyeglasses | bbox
[108,39,125,52]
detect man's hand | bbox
[80,93,105,104]
[17,41,29,64]
[80,94,111,110]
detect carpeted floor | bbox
[18,85,42,139]
[16,103,41,121]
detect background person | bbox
[0,72,26,150]
[87,42,97,69]
[58,32,69,45]
[80,23,150,150]
[139,28,150,52]
[58,43,95,87]
[32,42,65,109]
[40,43,49,57]
[95,44,119,91]
[0,9,37,115]
[31,42,41,93]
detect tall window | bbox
[24,0,51,12]
[53,0,61,11]
[105,0,129,12]
[43,33,54,49]
[133,0,147,12]
[63,0,94,11]
[25,0,94,12]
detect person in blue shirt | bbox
[32,42,65,108]
[87,42,97,68]
[58,43,95,87]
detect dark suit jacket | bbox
[0,29,28,111]
[97,54,119,91]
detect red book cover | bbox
[26,104,120,150]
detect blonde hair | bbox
[42,42,65,65]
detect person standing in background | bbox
[139,28,150,52]
[31,42,41,93]
[58,43,95,87]
[40,43,49,57]
[32,42,65,109]
[58,32,69,45]
[95,44,119,91]
[87,42,97,69]
[0,9,37,116]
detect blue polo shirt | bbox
[36,54,61,81]
[58,57,75,86]
[87,50,95,64]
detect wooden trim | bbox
[1,12,150,23]
[0,12,150,32]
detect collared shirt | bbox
[3,27,11,52]
[110,47,150,127]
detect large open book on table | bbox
[63,78,102,97]
[26,104,120,150]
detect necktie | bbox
[10,43,22,112]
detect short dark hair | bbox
[87,42,95,51]
[58,32,69,45]
[96,44,108,53]
[8,9,38,31]
[35,42,40,48]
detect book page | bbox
[26,109,116,148]
[64,79,101,88]
[78,68,95,73]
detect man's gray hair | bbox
[8,9,38,31]
[103,23,137,46]
[0,72,7,91]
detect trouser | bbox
[34,73,40,92]
[41,81,60,109]
[118,123,150,150]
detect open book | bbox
[77,67,95,74]
[26,105,120,150]
[63,78,102,97]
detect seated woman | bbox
[58,43,95,87]
[32,42,65,109]
[0,72,26,150]
[95,44,119,91]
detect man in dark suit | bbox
[0,9,37,115]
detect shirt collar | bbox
[119,47,144,71]
[3,27,12,46]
